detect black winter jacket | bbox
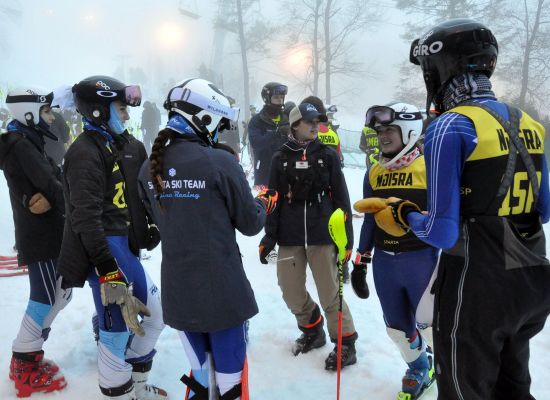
[119,132,156,255]
[58,129,129,287]
[248,107,290,186]
[264,139,354,249]
[0,122,65,266]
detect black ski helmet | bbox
[410,19,498,112]
[283,101,296,116]
[72,75,141,129]
[261,82,288,105]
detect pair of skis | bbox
[0,255,28,277]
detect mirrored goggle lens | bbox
[272,85,288,96]
[124,85,142,106]
[169,87,240,121]
[365,106,394,127]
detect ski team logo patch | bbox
[169,168,177,177]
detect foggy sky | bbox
[0,0,410,129]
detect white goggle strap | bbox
[169,87,240,121]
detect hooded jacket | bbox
[0,121,65,265]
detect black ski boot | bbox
[292,306,327,355]
[325,333,358,371]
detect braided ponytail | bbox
[149,128,176,200]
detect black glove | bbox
[389,199,421,230]
[259,235,276,265]
[146,224,161,251]
[351,251,371,299]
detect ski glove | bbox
[29,193,51,214]
[146,224,161,251]
[259,235,276,265]
[351,251,371,299]
[98,268,151,337]
[354,197,421,237]
[255,189,279,215]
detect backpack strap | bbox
[459,101,540,204]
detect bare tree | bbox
[284,0,377,103]
[0,1,22,56]
[212,0,278,120]
[394,0,499,106]
[496,0,550,114]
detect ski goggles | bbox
[123,85,142,106]
[365,106,422,128]
[167,87,240,121]
[270,85,288,96]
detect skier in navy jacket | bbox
[138,78,277,400]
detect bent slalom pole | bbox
[328,208,348,400]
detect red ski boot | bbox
[10,351,66,398]
[9,350,60,380]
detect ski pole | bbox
[328,208,348,400]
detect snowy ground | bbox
[1,165,549,399]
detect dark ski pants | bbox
[12,258,72,353]
[434,253,550,400]
[372,247,438,337]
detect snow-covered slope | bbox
[0,166,549,399]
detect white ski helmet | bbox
[164,78,238,144]
[365,102,423,168]
[5,87,53,127]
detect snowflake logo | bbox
[168,168,176,177]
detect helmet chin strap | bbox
[379,131,419,169]
[192,115,215,146]
[27,113,59,141]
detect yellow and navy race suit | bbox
[406,99,550,399]
[358,155,437,337]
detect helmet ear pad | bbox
[24,112,35,125]
[78,103,110,127]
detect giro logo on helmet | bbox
[413,41,443,57]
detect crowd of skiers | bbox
[1,17,550,400]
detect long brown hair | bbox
[149,128,177,200]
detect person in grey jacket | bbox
[138,78,277,400]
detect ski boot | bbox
[9,350,60,380]
[324,333,358,371]
[132,360,169,399]
[292,309,327,356]
[101,379,137,399]
[10,351,66,398]
[397,347,435,400]
[292,326,326,355]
